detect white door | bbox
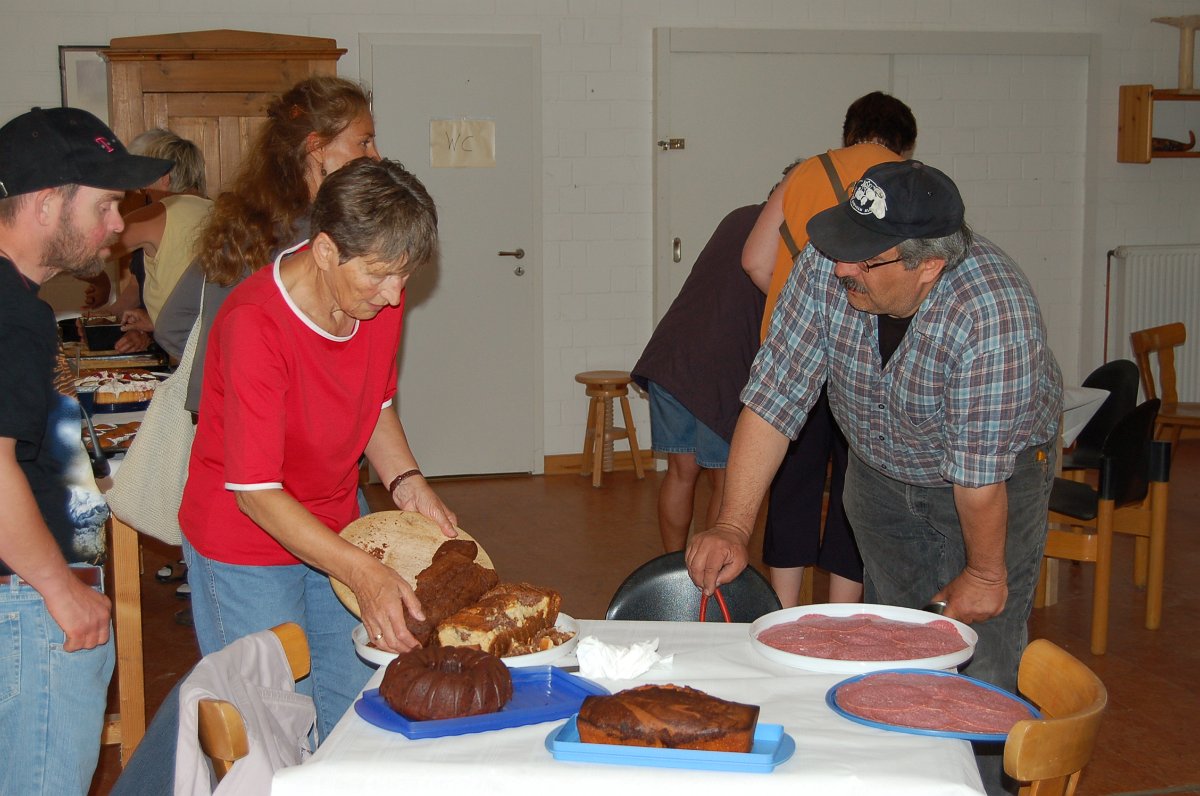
[362,34,541,476]
[654,31,890,320]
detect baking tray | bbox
[354,664,607,739]
[826,668,1040,742]
[546,716,795,773]
[81,322,124,352]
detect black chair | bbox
[605,551,782,622]
[1061,359,1140,475]
[1040,399,1170,655]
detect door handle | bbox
[498,248,525,259]
[673,238,682,263]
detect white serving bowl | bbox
[749,603,978,675]
[353,612,580,669]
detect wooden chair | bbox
[1129,322,1200,453]
[1038,399,1171,654]
[197,622,311,782]
[1005,639,1107,796]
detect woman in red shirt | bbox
[179,158,456,740]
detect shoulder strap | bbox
[778,219,803,261]
[818,152,849,202]
[778,152,850,261]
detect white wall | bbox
[4,0,1196,459]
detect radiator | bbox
[1106,244,1200,401]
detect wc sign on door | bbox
[430,119,496,168]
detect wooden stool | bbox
[575,370,646,487]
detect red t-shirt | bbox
[180,245,403,565]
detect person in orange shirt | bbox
[742,92,916,607]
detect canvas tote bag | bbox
[105,288,204,546]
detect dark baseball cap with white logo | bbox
[0,107,171,199]
[807,160,965,263]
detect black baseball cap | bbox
[807,160,965,262]
[0,107,172,199]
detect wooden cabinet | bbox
[1117,83,1200,163]
[102,30,346,195]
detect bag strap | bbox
[778,152,850,261]
[778,219,803,262]
[175,282,207,375]
[698,586,732,622]
[818,151,850,203]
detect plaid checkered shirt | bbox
[743,234,1063,488]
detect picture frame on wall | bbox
[59,45,109,124]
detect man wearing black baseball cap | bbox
[0,106,170,795]
[688,159,1061,795]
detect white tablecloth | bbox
[272,620,985,795]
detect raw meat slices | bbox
[835,672,1033,734]
[756,613,967,661]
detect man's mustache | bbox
[839,275,863,293]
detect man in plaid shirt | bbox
[687,160,1062,717]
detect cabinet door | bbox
[104,30,344,195]
[140,91,270,197]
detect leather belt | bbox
[0,565,103,589]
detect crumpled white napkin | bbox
[574,635,673,679]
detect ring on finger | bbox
[373,631,384,641]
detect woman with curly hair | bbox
[155,75,380,412]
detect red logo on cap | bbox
[94,136,115,153]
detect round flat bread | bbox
[329,510,493,617]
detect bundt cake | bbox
[380,646,513,721]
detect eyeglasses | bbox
[854,255,906,273]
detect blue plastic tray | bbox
[355,665,608,739]
[826,668,1041,742]
[546,716,795,773]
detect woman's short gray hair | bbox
[898,221,974,271]
[127,128,207,195]
[310,157,439,275]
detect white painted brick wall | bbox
[4,0,1197,460]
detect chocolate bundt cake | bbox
[380,646,513,721]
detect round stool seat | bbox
[575,370,634,388]
[574,370,645,487]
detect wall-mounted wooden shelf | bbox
[1118,84,1200,163]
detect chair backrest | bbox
[1073,359,1140,455]
[1129,322,1187,404]
[197,622,311,783]
[1005,639,1107,796]
[605,551,782,622]
[1098,399,1160,507]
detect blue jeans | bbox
[842,444,1053,691]
[843,444,1053,796]
[647,381,731,468]
[0,570,115,796]
[110,679,182,796]
[181,538,372,741]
